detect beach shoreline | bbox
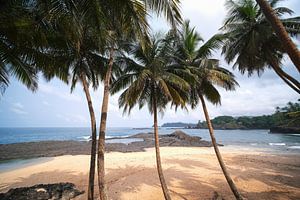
[0,147,299,200]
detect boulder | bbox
[0,182,84,200]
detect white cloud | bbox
[11,103,27,115]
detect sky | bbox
[0,0,299,127]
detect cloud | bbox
[11,102,27,115]
[39,83,82,102]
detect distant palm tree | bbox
[171,21,243,199]
[220,0,300,94]
[111,35,190,200]
[255,0,300,72]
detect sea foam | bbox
[288,146,300,149]
[269,143,286,146]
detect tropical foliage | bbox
[220,0,300,93]
[112,34,190,199]
[169,21,243,199]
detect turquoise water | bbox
[0,127,300,152]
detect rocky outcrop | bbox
[0,183,84,200]
[0,130,217,161]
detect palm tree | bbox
[111,35,190,200]
[29,1,107,199]
[94,1,183,199]
[171,21,243,199]
[57,8,102,200]
[255,0,300,72]
[220,0,300,94]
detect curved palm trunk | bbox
[255,0,300,72]
[80,74,97,200]
[199,95,243,200]
[153,93,172,200]
[270,61,300,94]
[97,48,114,200]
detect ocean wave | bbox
[250,143,258,146]
[77,136,91,141]
[288,146,300,149]
[106,135,130,139]
[269,143,286,146]
[289,134,300,136]
[77,135,131,141]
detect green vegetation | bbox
[112,34,190,199]
[220,0,300,93]
[196,100,300,130]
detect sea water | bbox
[0,127,300,152]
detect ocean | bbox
[0,127,300,153]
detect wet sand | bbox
[1,147,299,200]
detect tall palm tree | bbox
[220,0,300,94]
[29,1,107,199]
[111,36,190,200]
[93,1,183,199]
[171,21,243,199]
[255,0,300,72]
[55,6,102,200]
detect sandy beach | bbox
[1,147,300,200]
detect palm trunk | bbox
[270,61,300,94]
[80,74,97,200]
[97,48,114,200]
[199,95,243,200]
[152,91,172,200]
[255,0,300,72]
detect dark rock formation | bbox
[0,182,84,200]
[270,126,300,134]
[0,130,217,161]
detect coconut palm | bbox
[255,0,300,72]
[220,0,300,94]
[191,62,243,200]
[170,21,243,199]
[94,1,182,199]
[22,1,109,199]
[111,35,190,200]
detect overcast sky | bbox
[0,0,299,127]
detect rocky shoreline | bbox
[0,131,217,161]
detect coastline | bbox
[1,147,299,199]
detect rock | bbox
[129,132,153,139]
[0,182,84,200]
[270,126,300,134]
[166,130,202,140]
